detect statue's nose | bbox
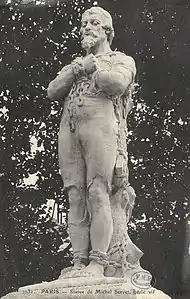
[85,22,92,31]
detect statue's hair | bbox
[82,7,115,45]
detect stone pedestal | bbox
[1,276,171,299]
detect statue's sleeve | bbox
[47,64,75,101]
[94,52,136,96]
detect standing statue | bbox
[47,6,143,279]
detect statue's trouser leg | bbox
[67,186,90,265]
[79,116,118,258]
[88,177,113,254]
[58,121,90,265]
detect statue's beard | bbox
[81,34,98,51]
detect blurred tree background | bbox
[0,0,189,298]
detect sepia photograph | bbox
[0,0,189,298]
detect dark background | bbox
[0,0,189,298]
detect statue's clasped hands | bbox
[71,54,99,79]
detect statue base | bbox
[1,276,171,299]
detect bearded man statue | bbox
[47,6,143,279]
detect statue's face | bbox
[80,13,107,51]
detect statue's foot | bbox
[59,262,86,279]
[72,260,104,278]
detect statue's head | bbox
[80,6,115,51]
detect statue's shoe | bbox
[59,263,86,279]
[60,262,104,279]
[71,262,104,278]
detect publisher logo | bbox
[131,271,154,289]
